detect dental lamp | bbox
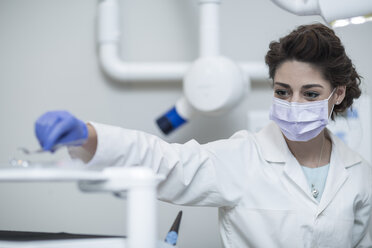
[270,0,372,28]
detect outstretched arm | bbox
[35,110,247,207]
[80,123,97,162]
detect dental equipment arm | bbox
[98,0,266,135]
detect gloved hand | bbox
[35,110,88,151]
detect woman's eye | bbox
[304,91,320,99]
[275,89,289,97]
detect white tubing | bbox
[98,0,189,82]
[239,62,269,82]
[98,0,269,84]
[98,0,120,43]
[99,44,190,81]
[199,0,221,57]
[270,0,320,16]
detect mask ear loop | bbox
[328,104,335,119]
[328,88,338,119]
[327,88,337,101]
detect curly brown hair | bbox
[265,23,361,119]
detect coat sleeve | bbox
[352,162,372,247]
[70,122,250,207]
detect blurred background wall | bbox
[0,0,371,247]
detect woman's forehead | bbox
[274,61,331,90]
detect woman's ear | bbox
[334,86,346,105]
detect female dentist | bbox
[35,23,372,247]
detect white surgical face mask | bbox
[269,89,336,142]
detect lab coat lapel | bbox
[254,121,287,163]
[283,154,316,201]
[317,151,349,215]
[255,122,315,201]
[317,131,361,215]
[255,124,362,213]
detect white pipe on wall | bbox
[199,0,221,57]
[98,0,190,82]
[100,44,190,81]
[239,62,269,82]
[98,0,120,44]
[98,0,267,84]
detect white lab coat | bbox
[71,121,372,248]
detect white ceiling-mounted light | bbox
[319,0,372,27]
[270,0,372,28]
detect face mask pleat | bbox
[269,89,335,142]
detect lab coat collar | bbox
[254,122,288,163]
[327,130,362,169]
[317,130,362,214]
[254,121,362,168]
[255,121,363,210]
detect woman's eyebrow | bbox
[302,84,324,89]
[274,82,290,88]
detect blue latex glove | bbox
[35,111,88,151]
